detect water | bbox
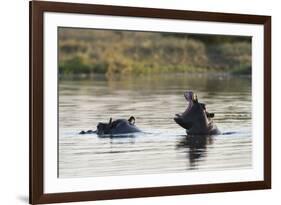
[58,74,252,178]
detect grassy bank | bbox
[58,28,251,77]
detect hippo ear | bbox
[108,118,112,125]
[128,116,135,125]
[207,112,215,118]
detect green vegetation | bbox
[58,28,251,78]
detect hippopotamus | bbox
[79,116,141,136]
[174,91,220,135]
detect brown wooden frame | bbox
[30,0,271,204]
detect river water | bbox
[58,74,252,178]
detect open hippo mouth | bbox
[183,91,196,112]
[174,91,197,130]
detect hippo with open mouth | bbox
[79,116,141,136]
[174,91,220,135]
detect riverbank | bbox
[58,71,251,82]
[58,28,251,77]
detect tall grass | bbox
[58,28,251,77]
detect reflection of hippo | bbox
[79,116,141,135]
[174,91,220,135]
[176,135,213,168]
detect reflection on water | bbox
[176,135,213,169]
[59,74,252,178]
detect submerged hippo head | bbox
[96,116,141,135]
[174,91,219,135]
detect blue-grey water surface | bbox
[58,74,252,178]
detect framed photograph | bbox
[30,1,271,204]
